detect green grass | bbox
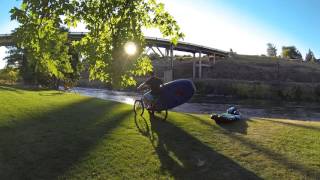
[0,85,319,179]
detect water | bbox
[73,87,138,105]
[72,87,320,121]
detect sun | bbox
[124,42,137,56]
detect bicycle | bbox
[133,91,168,121]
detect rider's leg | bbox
[143,93,154,110]
[149,95,159,110]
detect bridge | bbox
[0,32,229,80]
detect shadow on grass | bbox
[188,114,320,179]
[134,114,261,179]
[0,98,132,179]
[0,85,24,94]
[0,84,59,92]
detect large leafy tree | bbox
[73,0,183,87]
[10,0,78,87]
[11,0,183,88]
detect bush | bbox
[0,68,20,84]
[193,79,320,102]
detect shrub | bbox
[0,68,20,84]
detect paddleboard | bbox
[145,79,196,110]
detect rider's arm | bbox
[137,77,151,91]
[137,82,146,90]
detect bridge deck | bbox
[0,32,228,56]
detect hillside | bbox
[151,55,320,101]
[209,55,320,82]
[160,54,320,83]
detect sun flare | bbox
[124,42,137,56]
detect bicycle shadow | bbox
[133,114,261,179]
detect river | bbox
[71,87,320,121]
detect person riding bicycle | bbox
[137,71,163,110]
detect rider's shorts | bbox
[143,93,156,102]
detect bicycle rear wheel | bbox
[154,109,168,121]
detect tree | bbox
[3,46,32,83]
[10,1,76,88]
[0,66,20,84]
[305,49,316,62]
[11,0,183,88]
[4,46,24,68]
[266,43,277,57]
[282,46,302,60]
[72,0,184,87]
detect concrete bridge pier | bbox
[193,53,196,80]
[163,45,174,82]
[198,51,202,79]
[170,45,174,71]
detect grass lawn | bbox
[0,85,319,179]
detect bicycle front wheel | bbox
[133,100,144,116]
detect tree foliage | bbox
[10,0,78,87]
[282,46,302,60]
[10,0,183,88]
[72,0,183,87]
[266,43,277,57]
[3,46,32,83]
[305,49,316,62]
[4,46,24,68]
[0,67,19,84]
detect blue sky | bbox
[214,0,320,53]
[1,0,320,68]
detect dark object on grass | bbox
[211,106,241,123]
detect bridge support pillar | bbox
[198,51,202,79]
[165,48,169,57]
[193,53,196,79]
[170,45,174,79]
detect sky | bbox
[1,0,320,68]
